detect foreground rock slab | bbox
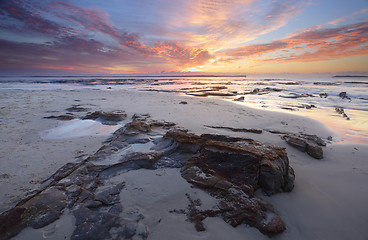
[0,115,295,239]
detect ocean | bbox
[1,74,367,144]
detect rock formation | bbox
[0,115,295,239]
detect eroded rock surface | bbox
[282,134,326,159]
[0,115,295,239]
[82,111,127,125]
[164,129,294,235]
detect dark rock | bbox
[282,134,324,159]
[0,188,67,239]
[186,92,208,97]
[319,93,328,98]
[71,206,120,240]
[339,92,351,100]
[279,93,314,98]
[179,101,188,104]
[162,129,294,235]
[66,106,90,112]
[314,82,339,86]
[1,116,295,239]
[44,115,75,120]
[335,107,351,120]
[245,88,282,95]
[234,96,245,101]
[204,125,262,134]
[95,183,125,206]
[206,92,237,97]
[83,111,127,125]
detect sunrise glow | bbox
[1,0,367,75]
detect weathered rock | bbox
[163,130,294,235]
[319,93,328,98]
[234,96,244,101]
[1,117,295,239]
[339,92,351,100]
[282,134,325,159]
[44,114,75,120]
[71,206,120,240]
[204,125,262,134]
[180,159,288,236]
[0,188,67,239]
[335,107,350,120]
[279,93,314,99]
[66,105,90,112]
[245,87,282,95]
[179,101,188,104]
[83,111,127,125]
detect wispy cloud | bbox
[220,20,368,64]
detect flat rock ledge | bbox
[0,115,295,239]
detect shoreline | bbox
[1,88,368,239]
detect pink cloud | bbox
[220,20,368,63]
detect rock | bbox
[179,101,188,104]
[186,92,208,97]
[83,111,127,125]
[163,130,294,235]
[71,206,120,240]
[0,117,295,239]
[206,92,237,97]
[282,134,325,159]
[95,183,125,206]
[319,93,328,98]
[339,92,351,100]
[66,105,90,112]
[44,115,75,120]
[245,87,282,95]
[279,93,314,98]
[335,107,350,120]
[314,82,339,85]
[0,188,67,239]
[204,125,262,134]
[234,96,245,101]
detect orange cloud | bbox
[220,20,368,64]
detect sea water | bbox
[1,74,367,144]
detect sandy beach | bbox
[0,87,367,240]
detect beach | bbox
[0,85,367,240]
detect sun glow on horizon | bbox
[0,0,367,75]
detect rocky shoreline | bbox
[0,113,298,239]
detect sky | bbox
[0,0,367,75]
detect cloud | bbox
[220,20,368,63]
[0,0,69,36]
[154,41,213,68]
